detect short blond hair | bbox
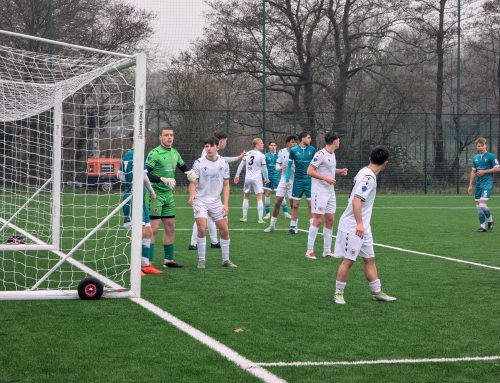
[252,138,263,147]
[475,137,486,146]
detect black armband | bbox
[177,163,190,172]
[146,165,162,183]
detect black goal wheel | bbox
[78,277,104,300]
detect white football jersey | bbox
[192,155,230,203]
[337,167,377,235]
[310,148,336,194]
[276,148,294,184]
[241,150,266,180]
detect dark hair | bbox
[370,146,389,165]
[214,132,228,140]
[298,131,310,141]
[204,136,219,146]
[325,131,339,145]
[128,132,134,142]
[285,135,298,143]
[268,139,277,145]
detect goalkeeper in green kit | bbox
[146,127,197,268]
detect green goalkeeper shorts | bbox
[149,191,175,218]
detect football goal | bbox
[0,30,146,300]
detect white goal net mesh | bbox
[0,43,138,293]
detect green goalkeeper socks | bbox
[164,244,174,261]
[149,244,155,261]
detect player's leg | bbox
[256,192,265,223]
[305,182,312,225]
[264,188,272,219]
[161,192,183,268]
[148,193,164,263]
[189,221,198,250]
[241,184,250,221]
[195,217,208,268]
[280,194,290,218]
[208,218,220,247]
[265,194,284,232]
[478,185,493,231]
[306,190,325,259]
[322,194,336,257]
[332,230,361,304]
[211,202,236,267]
[361,234,396,302]
[141,224,162,274]
[474,186,487,231]
[122,192,132,228]
[289,180,302,234]
[141,201,162,274]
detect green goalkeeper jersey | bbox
[146,145,185,193]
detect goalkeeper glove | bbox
[160,177,176,189]
[185,169,197,182]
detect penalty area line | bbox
[131,297,286,383]
[296,228,500,272]
[256,355,500,367]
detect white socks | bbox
[197,236,206,262]
[220,238,230,262]
[307,224,319,250]
[242,199,249,218]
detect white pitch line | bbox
[257,355,500,367]
[296,229,500,271]
[131,297,286,383]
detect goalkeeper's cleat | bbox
[284,212,292,219]
[372,291,397,302]
[477,227,487,232]
[239,217,247,222]
[163,260,184,268]
[264,225,275,233]
[263,213,271,220]
[258,219,266,224]
[333,292,346,305]
[197,260,206,269]
[487,221,494,232]
[123,216,132,229]
[305,250,316,260]
[323,250,335,258]
[210,242,221,249]
[142,265,163,274]
[223,260,238,268]
[288,228,296,235]
[188,244,197,251]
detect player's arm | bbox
[261,160,269,184]
[146,165,176,189]
[476,164,500,177]
[336,167,348,176]
[352,196,364,238]
[188,160,200,205]
[468,167,476,195]
[285,158,293,183]
[222,178,230,216]
[143,171,155,196]
[307,164,336,185]
[234,157,245,184]
[222,150,246,163]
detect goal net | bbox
[0,31,146,300]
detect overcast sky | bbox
[126,0,209,56]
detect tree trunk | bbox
[433,0,447,179]
[497,57,500,158]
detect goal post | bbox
[0,30,146,300]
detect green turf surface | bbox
[1,193,500,382]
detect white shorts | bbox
[275,181,292,199]
[193,199,226,222]
[333,230,374,261]
[244,178,264,194]
[311,190,336,215]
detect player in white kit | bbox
[264,135,297,232]
[188,136,237,268]
[332,146,396,305]
[188,132,245,250]
[234,138,270,223]
[305,132,348,259]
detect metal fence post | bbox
[424,113,428,194]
